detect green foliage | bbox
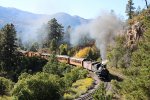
[112,10,150,100]
[130,15,150,68]
[59,44,68,55]
[12,72,62,100]
[17,56,47,74]
[17,72,31,80]
[64,78,94,99]
[43,54,72,76]
[0,24,18,72]
[30,42,39,52]
[63,93,75,100]
[67,46,79,56]
[125,0,135,19]
[108,36,130,68]
[50,39,57,52]
[93,82,113,100]
[120,15,150,100]
[47,18,64,48]
[0,77,14,96]
[0,96,12,100]
[61,67,88,92]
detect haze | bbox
[0,0,147,19]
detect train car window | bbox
[97,63,101,69]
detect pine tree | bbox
[0,24,18,72]
[0,31,4,71]
[47,18,64,47]
[144,0,148,9]
[87,48,93,60]
[64,25,71,45]
[126,0,135,19]
[59,44,68,55]
[30,42,39,52]
[50,39,57,53]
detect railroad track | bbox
[75,72,112,100]
[76,85,99,100]
[77,92,93,100]
[75,72,100,100]
[104,82,111,91]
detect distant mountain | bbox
[0,6,90,43]
[0,6,89,30]
[50,12,89,28]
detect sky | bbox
[0,0,148,19]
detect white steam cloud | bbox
[70,12,124,60]
[17,16,49,48]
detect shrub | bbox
[63,78,94,99]
[12,72,62,100]
[63,93,75,100]
[92,82,113,100]
[0,77,14,96]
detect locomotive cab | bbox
[96,60,109,80]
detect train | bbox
[19,50,109,79]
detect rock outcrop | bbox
[126,22,144,48]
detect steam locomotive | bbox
[19,50,109,79]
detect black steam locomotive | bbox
[94,63,109,80]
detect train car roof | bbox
[92,61,101,65]
[56,55,70,58]
[41,53,51,56]
[70,57,87,61]
[18,50,28,54]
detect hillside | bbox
[108,7,150,100]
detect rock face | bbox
[126,22,143,48]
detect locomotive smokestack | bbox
[102,59,108,65]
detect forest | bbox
[0,0,150,100]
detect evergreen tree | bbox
[126,0,135,19]
[30,42,39,52]
[113,9,150,100]
[87,48,93,60]
[47,18,64,47]
[64,25,71,45]
[0,31,3,70]
[50,39,57,53]
[144,0,148,9]
[59,44,68,55]
[135,6,141,15]
[0,24,18,72]
[17,37,24,50]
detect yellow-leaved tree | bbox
[75,47,91,58]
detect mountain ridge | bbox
[0,6,89,29]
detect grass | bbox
[0,96,12,100]
[63,78,94,100]
[108,67,126,79]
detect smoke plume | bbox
[70,12,124,60]
[17,16,49,49]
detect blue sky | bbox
[0,0,148,19]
